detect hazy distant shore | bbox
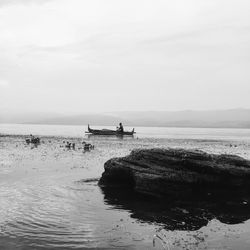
[1,109,250,128]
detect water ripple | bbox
[0,181,104,249]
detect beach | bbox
[1,124,250,249]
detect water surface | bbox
[1,124,250,249]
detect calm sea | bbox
[1,123,250,141]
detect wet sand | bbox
[0,133,250,249]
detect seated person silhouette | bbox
[117,122,124,133]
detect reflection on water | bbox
[86,134,135,140]
[101,186,250,231]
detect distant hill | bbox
[31,114,127,126]
[108,109,250,128]
[0,111,127,126]
[1,109,250,128]
[0,112,60,124]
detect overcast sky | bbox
[0,0,250,114]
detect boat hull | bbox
[86,125,135,136]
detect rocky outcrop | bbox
[99,148,250,198]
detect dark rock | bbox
[25,137,40,144]
[99,148,250,198]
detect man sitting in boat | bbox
[117,123,124,133]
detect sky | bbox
[0,0,250,115]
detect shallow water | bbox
[1,124,250,249]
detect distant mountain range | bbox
[1,109,250,128]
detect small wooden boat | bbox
[86,125,135,136]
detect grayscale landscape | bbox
[0,0,250,250]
